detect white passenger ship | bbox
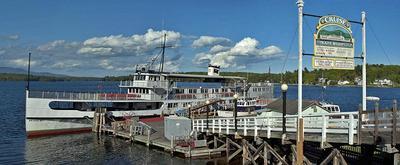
[25,64,274,137]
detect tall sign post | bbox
[297,0,367,164]
[362,11,367,112]
[296,0,304,164]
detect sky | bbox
[0,0,399,77]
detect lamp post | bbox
[206,100,210,131]
[233,94,239,133]
[188,104,192,119]
[281,84,288,143]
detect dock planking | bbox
[101,119,224,158]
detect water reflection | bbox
[25,133,216,164]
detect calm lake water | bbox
[0,81,399,164]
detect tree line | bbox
[1,64,399,87]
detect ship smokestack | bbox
[207,64,220,76]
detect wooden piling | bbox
[92,110,98,132]
[264,142,269,165]
[170,136,174,155]
[242,139,248,165]
[296,118,304,165]
[147,129,151,147]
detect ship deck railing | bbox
[168,92,235,100]
[27,90,160,101]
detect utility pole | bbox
[296,0,304,164]
[362,11,367,112]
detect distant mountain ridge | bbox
[0,67,70,77]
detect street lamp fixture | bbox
[188,104,191,119]
[233,93,239,136]
[281,84,288,92]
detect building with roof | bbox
[257,99,330,126]
[261,99,329,116]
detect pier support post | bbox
[264,142,269,165]
[214,136,217,149]
[394,153,400,165]
[374,102,379,144]
[321,115,327,148]
[147,129,151,147]
[99,112,103,134]
[358,104,363,144]
[392,100,397,146]
[226,137,230,162]
[242,139,247,164]
[349,114,355,145]
[170,136,175,156]
[296,118,304,165]
[244,119,247,136]
[92,110,98,132]
[254,118,258,141]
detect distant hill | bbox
[0,67,101,81]
[0,67,26,74]
[0,67,70,77]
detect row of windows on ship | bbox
[252,87,271,92]
[134,75,162,81]
[127,87,270,95]
[167,100,235,109]
[127,88,236,94]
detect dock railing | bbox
[192,112,359,145]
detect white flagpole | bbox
[297,0,303,120]
[296,0,304,164]
[362,11,367,112]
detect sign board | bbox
[313,15,355,70]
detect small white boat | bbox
[217,98,269,117]
[320,101,341,113]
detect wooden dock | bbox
[91,99,400,164]
[100,119,225,158]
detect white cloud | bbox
[78,29,181,56]
[192,36,231,48]
[77,47,113,55]
[209,45,230,54]
[8,35,19,40]
[10,58,38,67]
[37,40,66,51]
[99,59,115,70]
[0,29,283,76]
[193,37,282,68]
[51,61,81,69]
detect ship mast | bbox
[158,33,172,73]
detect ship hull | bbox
[26,118,92,138]
[25,97,164,138]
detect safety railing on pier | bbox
[192,112,359,145]
[28,91,160,100]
